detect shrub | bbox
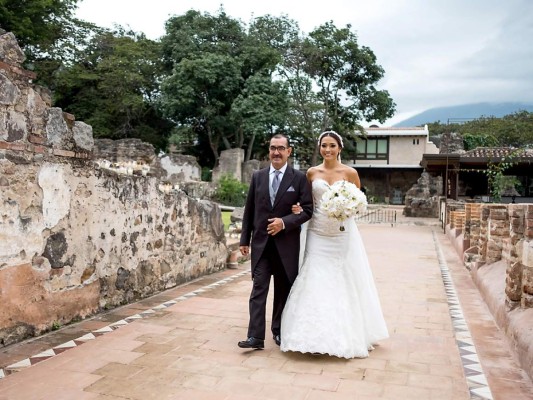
[201,167,212,182]
[214,174,248,207]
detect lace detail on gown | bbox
[281,179,388,359]
[307,179,348,235]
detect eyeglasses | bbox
[269,146,287,152]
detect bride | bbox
[280,130,388,358]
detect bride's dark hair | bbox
[318,131,344,149]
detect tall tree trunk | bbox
[222,134,231,150]
[311,145,319,166]
[207,127,219,166]
[245,133,256,162]
[237,127,244,148]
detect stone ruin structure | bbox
[211,148,262,185]
[403,131,464,217]
[0,31,228,346]
[403,172,443,217]
[445,201,533,379]
[92,138,217,202]
[437,131,464,154]
[212,148,244,183]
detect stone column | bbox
[242,159,260,185]
[464,203,481,249]
[505,205,525,309]
[522,204,533,308]
[486,206,509,264]
[212,148,244,183]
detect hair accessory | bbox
[318,131,344,148]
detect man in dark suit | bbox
[238,133,313,349]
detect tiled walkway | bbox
[0,222,531,399]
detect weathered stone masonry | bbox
[447,202,533,309]
[445,201,533,380]
[0,31,228,346]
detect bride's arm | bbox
[291,167,316,214]
[345,167,361,188]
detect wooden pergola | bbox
[421,147,533,200]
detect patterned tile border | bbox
[432,231,494,400]
[0,269,250,379]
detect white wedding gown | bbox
[280,179,389,358]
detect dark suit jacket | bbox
[240,165,313,283]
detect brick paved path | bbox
[0,223,531,399]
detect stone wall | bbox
[159,153,201,183]
[93,139,202,184]
[0,31,228,346]
[449,202,533,308]
[445,201,533,379]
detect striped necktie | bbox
[271,170,281,204]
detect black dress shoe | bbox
[273,334,281,346]
[238,337,264,349]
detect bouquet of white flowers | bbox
[320,180,367,231]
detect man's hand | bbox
[291,202,303,214]
[240,245,249,256]
[267,218,284,236]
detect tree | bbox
[53,29,173,149]
[0,0,103,89]
[0,0,79,49]
[161,52,244,163]
[462,133,499,150]
[160,14,396,168]
[484,150,523,203]
[428,111,533,150]
[160,10,291,166]
[496,111,533,147]
[247,15,322,165]
[279,22,396,166]
[230,74,290,161]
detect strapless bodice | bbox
[311,179,330,207]
[308,179,353,235]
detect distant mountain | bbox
[393,102,533,127]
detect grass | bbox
[222,211,232,231]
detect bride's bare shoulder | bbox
[342,165,358,176]
[306,166,321,180]
[306,166,320,178]
[343,166,360,186]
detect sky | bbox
[75,0,533,126]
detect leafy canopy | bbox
[160,11,395,167]
[53,28,173,149]
[278,21,395,165]
[428,110,533,150]
[2,5,396,167]
[160,10,291,166]
[0,0,79,49]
